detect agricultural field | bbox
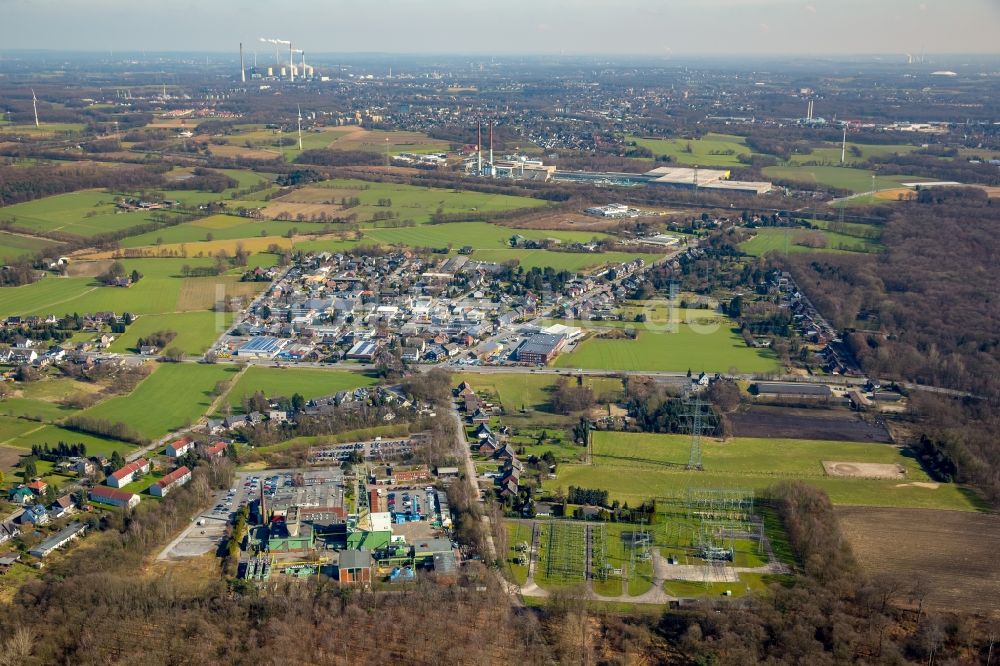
[787,141,919,166]
[0,191,167,237]
[837,507,1000,614]
[545,431,983,511]
[1,424,136,460]
[364,222,609,250]
[627,133,752,167]
[225,367,378,409]
[275,178,549,225]
[0,230,61,261]
[455,372,623,425]
[739,227,879,256]
[554,314,779,374]
[119,215,304,248]
[761,165,923,194]
[0,377,105,423]
[0,257,248,319]
[326,128,450,155]
[82,363,238,441]
[469,249,664,273]
[108,311,233,355]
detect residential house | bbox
[0,521,20,546]
[165,437,194,458]
[107,458,151,488]
[26,479,48,496]
[150,466,192,498]
[19,504,50,526]
[204,441,228,458]
[49,495,76,520]
[90,486,140,509]
[29,522,88,559]
[7,487,33,506]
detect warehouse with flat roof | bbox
[237,336,287,359]
[515,333,566,365]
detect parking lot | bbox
[158,468,345,560]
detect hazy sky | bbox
[1,0,998,56]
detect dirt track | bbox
[837,506,1000,615]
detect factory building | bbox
[515,334,566,365]
[237,336,287,359]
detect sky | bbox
[0,0,998,56]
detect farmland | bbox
[761,165,923,193]
[1,424,136,460]
[226,367,378,409]
[0,257,251,319]
[119,215,304,247]
[837,507,1000,614]
[545,431,982,511]
[455,372,623,425]
[108,311,232,355]
[0,190,167,237]
[0,230,61,261]
[364,221,609,250]
[554,315,779,374]
[82,363,238,441]
[739,227,880,256]
[626,133,752,167]
[470,249,663,273]
[787,142,918,166]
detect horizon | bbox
[1,0,999,56]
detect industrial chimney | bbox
[289,43,295,82]
[240,42,246,83]
[477,121,482,176]
[489,121,494,177]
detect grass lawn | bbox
[554,316,779,375]
[82,363,239,441]
[119,215,304,248]
[0,257,234,319]
[0,416,45,444]
[0,376,105,422]
[627,133,752,167]
[454,373,623,424]
[504,521,531,586]
[788,142,918,167]
[761,166,922,194]
[108,311,232,355]
[545,432,983,511]
[119,471,164,496]
[0,231,61,261]
[364,222,609,250]
[226,366,379,409]
[470,249,664,273]
[284,178,549,225]
[2,424,135,459]
[739,227,880,256]
[0,191,172,237]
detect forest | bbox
[780,187,1000,504]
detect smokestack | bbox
[240,42,246,83]
[289,42,295,82]
[477,121,482,175]
[489,121,494,177]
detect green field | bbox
[108,311,232,355]
[1,422,135,459]
[0,416,46,444]
[545,431,982,511]
[788,142,919,166]
[364,222,609,250]
[82,363,238,440]
[627,133,752,167]
[226,366,378,409]
[288,178,549,225]
[762,166,921,194]
[119,215,305,248]
[0,191,169,237]
[0,257,241,319]
[0,231,61,261]
[0,377,106,423]
[554,315,779,374]
[739,227,879,256]
[455,373,623,424]
[470,249,664,273]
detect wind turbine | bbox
[31,89,39,128]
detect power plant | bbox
[465,119,555,181]
[241,39,317,82]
